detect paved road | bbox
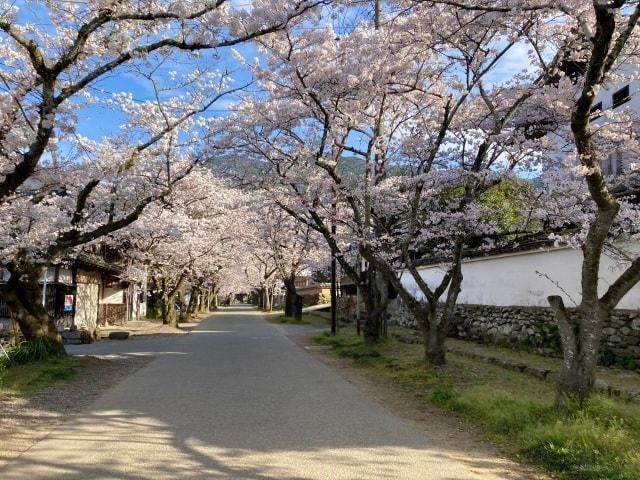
[2,307,518,479]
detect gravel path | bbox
[2,307,535,479]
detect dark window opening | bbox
[590,101,603,120]
[612,85,631,108]
[601,151,626,177]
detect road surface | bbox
[1,306,524,479]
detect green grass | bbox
[0,355,81,395]
[277,316,312,324]
[313,329,640,480]
[271,312,330,325]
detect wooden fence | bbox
[97,304,127,326]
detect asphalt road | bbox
[2,307,519,479]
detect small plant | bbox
[3,338,64,367]
[431,387,456,405]
[622,357,639,371]
[599,349,618,368]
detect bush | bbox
[2,338,65,368]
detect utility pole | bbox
[330,196,338,334]
[356,253,361,336]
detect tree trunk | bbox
[196,288,205,314]
[423,302,446,365]
[160,276,184,327]
[161,291,175,326]
[258,288,264,309]
[184,287,197,322]
[284,292,293,317]
[549,295,604,406]
[262,286,272,312]
[425,243,464,365]
[362,297,380,345]
[1,266,63,351]
[174,286,186,326]
[284,276,299,318]
[374,270,389,338]
[294,294,303,321]
[362,266,388,344]
[423,327,447,365]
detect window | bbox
[590,101,603,120]
[601,151,626,177]
[612,85,631,108]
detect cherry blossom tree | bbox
[251,200,328,317]
[219,1,562,364]
[242,248,280,311]
[425,0,640,404]
[114,168,253,326]
[0,0,324,346]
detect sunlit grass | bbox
[0,355,83,395]
[270,312,329,325]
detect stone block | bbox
[594,379,609,393]
[108,331,130,340]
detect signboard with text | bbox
[63,295,74,312]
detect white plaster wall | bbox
[75,282,99,330]
[101,287,124,304]
[401,246,640,309]
[594,75,640,114]
[75,270,101,330]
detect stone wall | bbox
[387,298,640,367]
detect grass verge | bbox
[271,312,330,325]
[0,355,82,396]
[313,329,640,480]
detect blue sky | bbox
[11,1,530,144]
[74,44,257,140]
[13,0,258,142]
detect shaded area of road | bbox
[1,306,527,479]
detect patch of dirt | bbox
[289,333,548,480]
[0,355,151,469]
